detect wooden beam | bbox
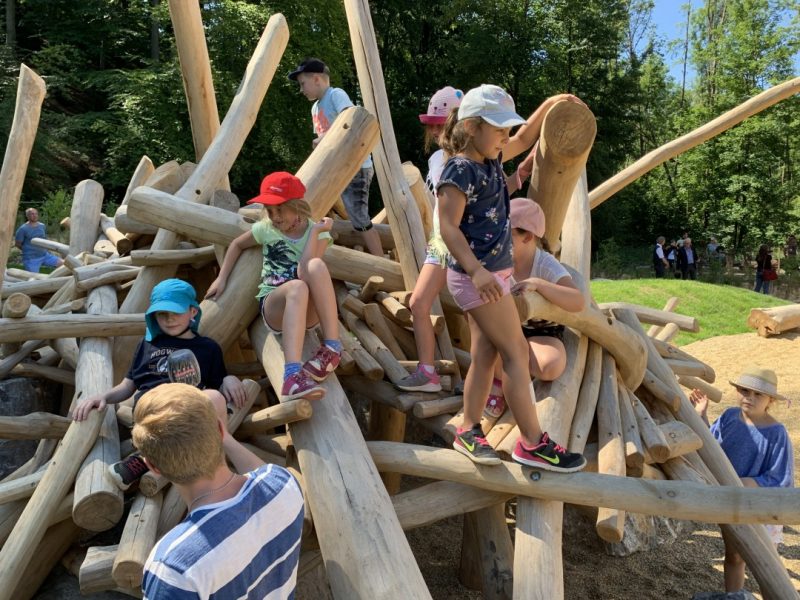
[0,313,145,343]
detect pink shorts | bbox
[446,268,513,311]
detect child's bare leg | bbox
[362,227,384,257]
[409,264,447,365]
[721,529,746,592]
[468,296,542,446]
[262,280,309,363]
[461,314,499,429]
[301,257,338,340]
[527,337,567,381]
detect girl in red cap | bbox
[206,172,341,401]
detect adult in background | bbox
[652,236,668,278]
[666,240,680,278]
[677,237,698,280]
[14,207,63,273]
[706,236,719,258]
[136,383,304,599]
[785,235,797,258]
[754,244,773,294]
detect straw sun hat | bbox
[729,366,787,403]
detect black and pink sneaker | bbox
[512,432,586,473]
[302,345,341,382]
[453,424,501,465]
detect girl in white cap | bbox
[483,198,585,418]
[437,84,586,472]
[691,367,794,593]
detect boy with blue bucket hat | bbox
[73,278,245,490]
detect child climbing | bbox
[437,83,586,472]
[483,198,585,418]
[691,366,794,593]
[206,172,342,401]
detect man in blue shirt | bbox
[14,207,63,272]
[289,58,383,257]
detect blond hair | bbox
[261,198,312,222]
[132,383,223,484]
[439,107,481,156]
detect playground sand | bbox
[413,331,800,599]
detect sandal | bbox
[483,393,506,419]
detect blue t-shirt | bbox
[312,87,372,169]
[143,464,304,599]
[711,407,794,488]
[436,155,512,274]
[15,222,48,260]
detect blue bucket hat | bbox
[144,279,202,341]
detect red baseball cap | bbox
[247,172,307,205]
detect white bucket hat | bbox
[458,84,526,128]
[729,366,787,402]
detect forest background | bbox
[1,0,799,260]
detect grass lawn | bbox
[589,278,791,346]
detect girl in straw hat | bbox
[690,366,794,593]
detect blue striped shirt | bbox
[143,464,304,599]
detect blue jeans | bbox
[341,167,374,231]
[754,272,770,294]
[22,253,60,273]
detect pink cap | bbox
[510,198,545,238]
[419,86,463,125]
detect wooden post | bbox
[0,65,46,295]
[568,340,602,451]
[462,504,514,599]
[401,162,433,239]
[617,379,644,476]
[595,352,625,542]
[647,297,679,337]
[612,307,796,598]
[114,13,290,377]
[249,321,431,599]
[68,179,104,256]
[342,0,460,388]
[527,102,596,253]
[72,285,124,532]
[12,516,81,600]
[590,77,800,208]
[99,214,133,256]
[113,491,164,589]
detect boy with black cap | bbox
[288,57,383,257]
[73,278,246,490]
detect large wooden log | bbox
[68,179,104,256]
[369,442,800,524]
[113,491,163,589]
[589,76,800,208]
[617,379,645,476]
[13,515,81,600]
[114,13,290,376]
[677,375,722,403]
[80,545,139,597]
[597,301,698,332]
[129,246,216,266]
[568,340,602,451]
[113,205,159,236]
[0,349,110,596]
[527,102,596,252]
[235,399,313,438]
[0,471,43,505]
[612,307,796,598]
[330,219,394,250]
[73,285,124,532]
[513,285,646,390]
[0,412,70,439]
[512,329,588,600]
[0,313,144,343]
[1,276,72,299]
[627,387,670,463]
[748,304,800,337]
[595,352,625,543]
[99,213,133,256]
[401,162,433,239]
[1,293,30,318]
[0,65,46,295]
[342,0,459,387]
[249,321,431,599]
[647,297,679,337]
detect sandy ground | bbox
[412,331,800,599]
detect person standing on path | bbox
[653,236,668,278]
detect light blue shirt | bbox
[312,87,372,169]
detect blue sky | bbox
[650,0,799,84]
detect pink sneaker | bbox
[302,345,341,381]
[281,370,325,401]
[483,393,506,419]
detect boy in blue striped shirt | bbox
[133,383,304,599]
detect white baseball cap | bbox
[458,84,526,128]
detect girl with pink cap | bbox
[483,198,585,418]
